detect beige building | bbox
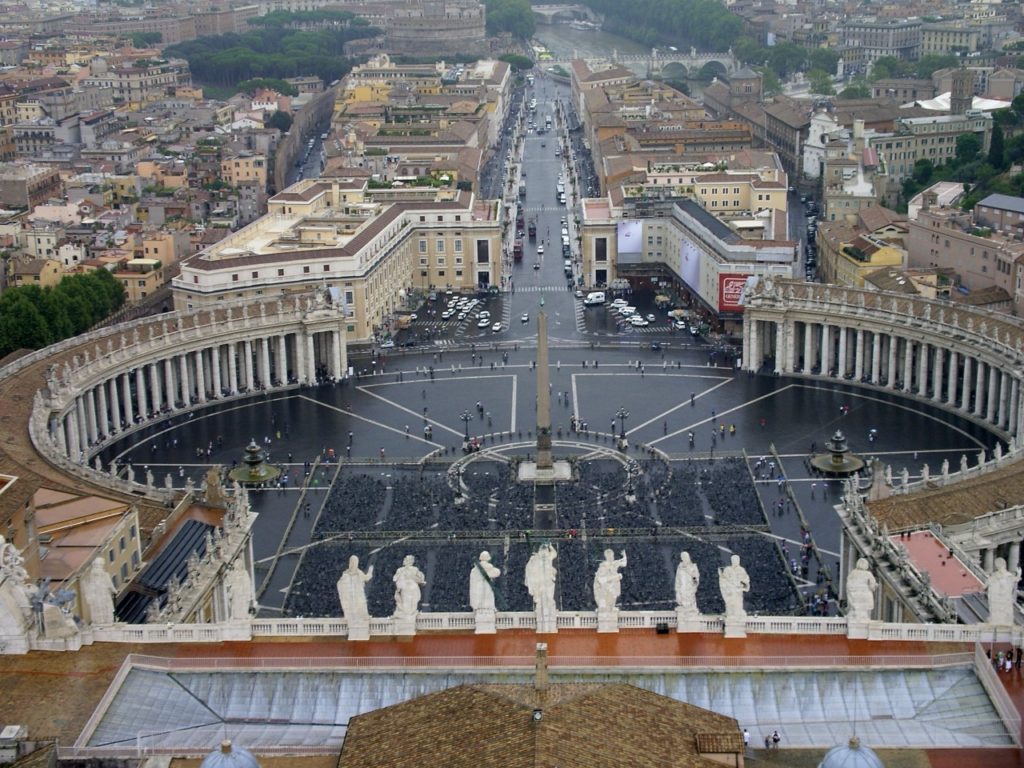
[113,258,165,303]
[220,153,267,188]
[10,258,62,288]
[906,191,1024,307]
[172,178,502,341]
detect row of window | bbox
[418,238,464,254]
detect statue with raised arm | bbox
[845,558,877,622]
[525,544,557,631]
[675,551,701,617]
[392,555,425,619]
[593,549,627,611]
[469,551,501,611]
[718,554,750,620]
[81,557,118,625]
[987,557,1021,626]
[337,555,373,621]
[225,560,254,620]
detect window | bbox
[121,563,128,580]
[436,239,445,253]
[303,266,310,274]
[131,551,139,567]
[130,525,136,539]
[595,238,608,262]
[419,239,427,253]
[454,240,462,253]
[277,268,284,276]
[108,550,115,562]
[119,536,125,551]
[232,273,239,282]
[438,270,445,277]
[419,257,428,265]
[456,270,463,277]
[251,271,258,279]
[323,265,330,272]
[476,240,489,264]
[437,256,446,266]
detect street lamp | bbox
[460,410,473,440]
[616,407,629,440]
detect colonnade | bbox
[743,281,1024,440]
[43,297,349,463]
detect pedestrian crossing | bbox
[515,285,572,292]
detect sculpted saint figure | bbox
[525,544,558,621]
[225,560,254,620]
[593,549,628,611]
[845,558,877,622]
[337,555,373,620]
[469,551,501,611]
[393,555,425,618]
[718,554,750,620]
[675,551,701,615]
[987,557,1021,626]
[81,557,118,625]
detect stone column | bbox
[243,340,255,390]
[987,364,999,423]
[870,332,881,384]
[983,548,995,573]
[886,334,897,388]
[85,388,99,444]
[772,321,783,375]
[75,396,88,452]
[1009,541,1021,574]
[228,342,239,394]
[96,381,109,438]
[332,330,343,380]
[195,350,207,404]
[68,409,81,457]
[974,360,986,417]
[212,345,222,398]
[179,354,191,407]
[1010,378,1020,437]
[803,322,814,374]
[961,356,973,412]
[121,373,134,427]
[136,367,148,418]
[107,378,120,434]
[946,350,958,407]
[277,334,288,385]
[902,339,913,393]
[260,338,271,389]
[748,319,760,372]
[55,416,67,456]
[998,371,1010,429]
[163,357,176,409]
[917,343,928,397]
[306,332,316,383]
[930,346,943,402]
[854,329,864,381]
[837,326,848,378]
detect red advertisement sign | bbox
[718,274,750,312]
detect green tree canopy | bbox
[484,0,535,38]
[267,110,293,132]
[499,53,534,71]
[956,132,981,163]
[238,77,299,96]
[807,69,835,95]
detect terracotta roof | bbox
[338,683,740,768]
[858,204,906,234]
[863,268,920,294]
[868,458,1024,529]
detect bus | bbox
[513,240,523,261]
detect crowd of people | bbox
[281,457,801,618]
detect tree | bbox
[238,78,299,96]
[757,67,781,96]
[988,123,1006,170]
[498,54,534,72]
[483,0,535,38]
[0,294,49,355]
[807,69,835,96]
[956,132,981,164]
[267,110,293,132]
[766,43,806,79]
[130,31,163,48]
[732,36,768,66]
[838,83,871,99]
[807,48,840,76]
[914,54,959,80]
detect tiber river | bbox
[533,23,706,97]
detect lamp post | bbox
[460,410,472,440]
[616,407,629,440]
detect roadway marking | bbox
[567,372,732,423]
[302,394,454,443]
[653,384,801,444]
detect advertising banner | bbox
[718,274,751,312]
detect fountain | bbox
[227,440,281,485]
[809,430,865,476]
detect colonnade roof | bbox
[867,459,1024,530]
[0,296,299,538]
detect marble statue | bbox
[225,561,254,620]
[0,536,32,643]
[337,555,373,620]
[845,558,877,622]
[81,557,117,625]
[593,549,628,612]
[674,551,701,616]
[469,551,501,611]
[960,454,969,474]
[986,557,1021,626]
[525,544,557,629]
[392,555,425,619]
[718,554,750,620]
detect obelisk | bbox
[533,311,556,529]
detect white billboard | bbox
[616,221,643,264]
[680,236,700,291]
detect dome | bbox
[818,737,884,768]
[199,741,260,768]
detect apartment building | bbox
[840,17,922,74]
[220,153,267,188]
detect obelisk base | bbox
[597,609,619,633]
[347,618,370,642]
[474,608,497,634]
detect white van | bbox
[584,291,605,306]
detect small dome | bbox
[199,741,260,768]
[818,737,884,768]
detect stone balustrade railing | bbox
[888,442,1021,496]
[79,612,1022,648]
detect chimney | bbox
[853,119,865,155]
[534,642,549,692]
